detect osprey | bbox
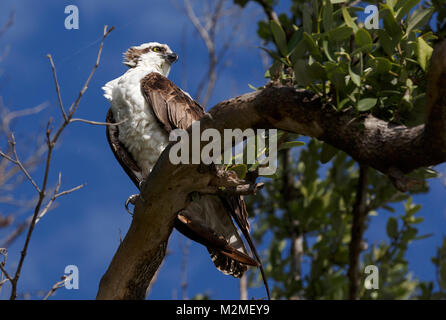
[103,42,269,297]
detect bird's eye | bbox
[152,47,161,52]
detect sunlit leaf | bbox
[270,20,288,56]
[358,98,378,111]
[278,141,305,151]
[342,7,358,32]
[416,37,433,71]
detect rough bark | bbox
[96,40,446,300]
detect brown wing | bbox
[136,73,268,296]
[140,72,254,249]
[141,72,205,132]
[106,107,257,267]
[106,109,143,188]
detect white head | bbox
[123,42,178,76]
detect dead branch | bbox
[43,274,72,300]
[182,0,243,106]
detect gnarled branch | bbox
[96,40,446,299]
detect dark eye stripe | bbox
[142,46,167,54]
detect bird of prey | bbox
[103,42,269,298]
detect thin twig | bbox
[43,274,72,300]
[0,134,41,193]
[0,263,12,283]
[47,55,67,121]
[67,25,115,116]
[69,118,127,126]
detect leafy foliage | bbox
[234,0,445,299]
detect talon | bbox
[138,179,147,191]
[125,194,139,216]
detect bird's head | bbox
[123,42,178,76]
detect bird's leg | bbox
[124,178,149,215]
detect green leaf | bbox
[414,233,433,240]
[337,97,350,110]
[309,61,327,80]
[375,57,392,74]
[293,59,311,86]
[416,37,433,72]
[278,141,305,151]
[378,29,395,56]
[322,0,333,32]
[260,47,282,61]
[355,28,372,48]
[328,25,353,42]
[230,164,247,179]
[358,98,378,111]
[382,6,402,40]
[322,40,335,62]
[320,142,338,164]
[351,44,374,56]
[248,83,258,91]
[348,63,361,87]
[270,20,288,56]
[303,32,322,59]
[407,7,434,34]
[386,0,397,11]
[303,4,313,33]
[287,29,303,55]
[386,217,398,238]
[396,0,420,21]
[342,7,358,32]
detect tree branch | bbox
[96,40,446,299]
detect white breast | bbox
[103,68,170,176]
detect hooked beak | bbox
[166,52,178,64]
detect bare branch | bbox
[0,263,12,283]
[47,55,67,121]
[0,133,41,193]
[7,25,114,300]
[182,0,242,106]
[67,25,115,116]
[43,274,72,300]
[0,103,48,134]
[69,118,127,126]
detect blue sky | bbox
[0,0,445,300]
